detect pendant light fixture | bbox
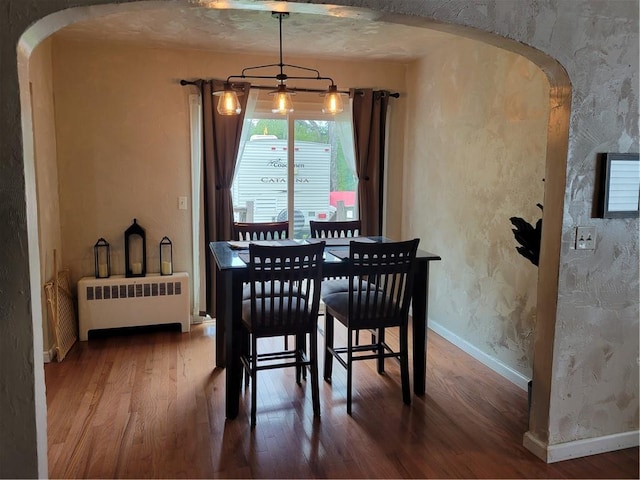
[213,82,243,115]
[214,12,344,116]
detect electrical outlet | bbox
[178,196,188,210]
[575,226,596,250]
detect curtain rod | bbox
[179,79,400,98]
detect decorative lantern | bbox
[160,236,173,276]
[94,238,111,279]
[124,218,146,278]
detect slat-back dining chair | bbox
[309,220,367,343]
[234,220,292,348]
[234,221,289,241]
[241,242,324,427]
[309,220,362,297]
[322,239,419,414]
[309,220,361,241]
[234,221,290,301]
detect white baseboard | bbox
[428,319,530,391]
[43,346,56,363]
[524,430,640,463]
[427,319,638,462]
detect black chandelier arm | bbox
[239,63,282,77]
[226,73,336,86]
[180,79,400,98]
[280,74,336,85]
[233,63,325,81]
[280,63,322,78]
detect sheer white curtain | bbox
[334,98,358,217]
[235,89,260,169]
[334,100,356,176]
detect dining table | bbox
[209,236,441,419]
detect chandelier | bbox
[214,12,345,116]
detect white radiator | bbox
[77,272,190,341]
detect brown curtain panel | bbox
[351,88,390,236]
[200,79,250,315]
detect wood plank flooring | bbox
[45,321,639,478]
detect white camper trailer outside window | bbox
[231,113,358,239]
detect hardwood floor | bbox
[45,321,638,478]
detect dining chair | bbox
[309,220,362,297]
[233,221,290,301]
[240,242,324,427]
[309,220,367,344]
[322,238,419,414]
[234,221,289,241]
[234,220,293,349]
[309,220,361,241]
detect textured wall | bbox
[404,36,548,378]
[2,0,638,476]
[314,0,639,448]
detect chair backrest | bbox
[247,242,324,335]
[347,239,419,329]
[309,220,361,239]
[234,221,289,241]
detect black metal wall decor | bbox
[94,238,111,278]
[160,236,173,276]
[124,218,146,278]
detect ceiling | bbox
[53,3,454,62]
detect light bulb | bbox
[217,91,241,115]
[213,83,242,115]
[271,85,294,114]
[322,85,344,114]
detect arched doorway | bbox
[10,1,572,475]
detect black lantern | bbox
[94,238,111,278]
[124,218,146,278]
[160,236,173,276]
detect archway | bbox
[12,1,571,474]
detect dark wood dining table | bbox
[209,237,441,419]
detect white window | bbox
[232,90,357,239]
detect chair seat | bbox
[242,281,297,300]
[322,291,398,328]
[242,297,310,333]
[320,278,371,297]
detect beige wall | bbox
[30,37,62,356]
[44,32,548,383]
[46,36,408,341]
[52,38,193,287]
[404,37,549,378]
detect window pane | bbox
[293,119,357,239]
[232,91,357,239]
[231,122,288,224]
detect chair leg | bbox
[346,326,353,415]
[377,328,386,374]
[251,335,258,427]
[243,331,250,388]
[295,334,303,385]
[323,312,334,382]
[309,331,321,417]
[300,333,307,381]
[400,324,410,405]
